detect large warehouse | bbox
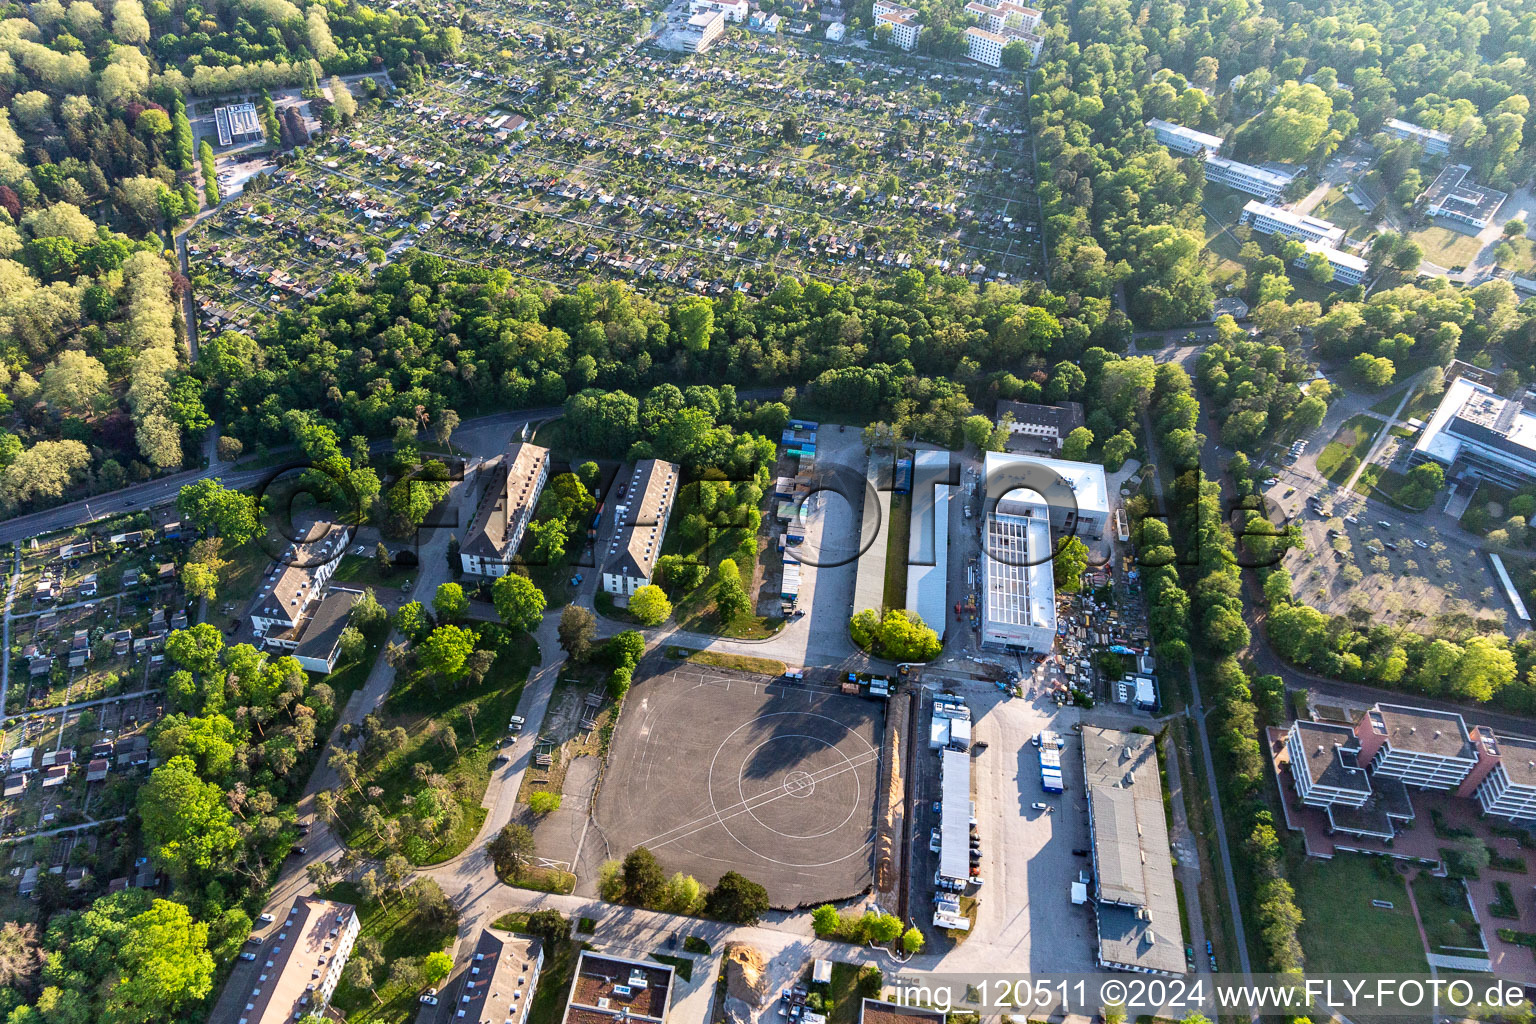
[1082,727,1186,974]
[980,507,1056,650]
[979,452,1109,651]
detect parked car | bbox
[1413,539,1429,549]
[420,994,439,1006]
[240,952,257,961]
[246,936,263,945]
[258,913,275,924]
[509,716,525,732]
[1031,802,1052,812]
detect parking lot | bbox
[1282,493,1508,627]
[908,678,1097,970]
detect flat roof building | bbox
[214,102,263,147]
[461,442,552,577]
[1474,732,1536,822]
[980,509,1055,651]
[1422,164,1507,229]
[249,523,350,640]
[937,746,972,889]
[1353,703,1478,790]
[458,928,544,1024]
[678,9,725,51]
[1202,153,1298,201]
[1239,200,1345,246]
[562,952,674,1024]
[1082,728,1185,974]
[236,897,359,1024]
[602,460,680,596]
[1296,242,1368,286]
[690,0,747,19]
[1146,118,1224,156]
[1384,117,1453,156]
[906,450,950,640]
[983,450,1110,541]
[861,1000,946,1024]
[1411,376,1536,486]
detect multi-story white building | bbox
[1201,153,1298,201]
[983,451,1110,541]
[236,897,359,1024]
[215,102,263,147]
[1383,117,1453,156]
[679,9,725,50]
[249,523,350,649]
[1475,733,1536,822]
[873,0,923,49]
[690,0,747,21]
[1422,163,1507,229]
[1239,200,1345,246]
[1411,375,1536,485]
[459,928,545,1024]
[1354,704,1479,790]
[1296,242,1368,286]
[1146,118,1224,156]
[979,508,1055,650]
[461,441,551,577]
[963,24,1041,66]
[964,0,1041,31]
[601,459,680,595]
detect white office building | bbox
[1383,117,1453,156]
[1422,164,1507,229]
[982,451,1110,541]
[873,0,923,49]
[1239,200,1344,246]
[1297,242,1368,286]
[679,9,725,50]
[1202,154,1298,201]
[1146,118,1223,156]
[1411,375,1536,485]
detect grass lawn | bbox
[342,626,538,864]
[327,881,457,1024]
[882,493,910,612]
[665,645,785,675]
[500,863,577,894]
[219,537,275,608]
[1369,386,1412,417]
[1312,187,1369,236]
[1314,415,1382,482]
[1354,465,1431,510]
[1408,224,1484,270]
[334,552,413,590]
[529,931,583,1024]
[650,953,693,982]
[826,962,863,1024]
[1294,854,1426,973]
[1495,235,1536,276]
[1412,875,1484,953]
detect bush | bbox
[528,792,562,815]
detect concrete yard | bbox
[593,660,884,907]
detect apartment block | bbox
[1239,200,1344,246]
[964,0,1040,32]
[1475,733,1536,821]
[236,897,359,1024]
[963,25,1041,66]
[459,929,544,1024]
[1146,118,1224,156]
[461,441,551,577]
[1383,117,1453,156]
[873,0,923,49]
[562,952,674,1024]
[601,459,680,595]
[679,9,725,51]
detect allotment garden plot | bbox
[187,26,1039,323]
[595,660,883,906]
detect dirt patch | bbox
[724,945,770,1006]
